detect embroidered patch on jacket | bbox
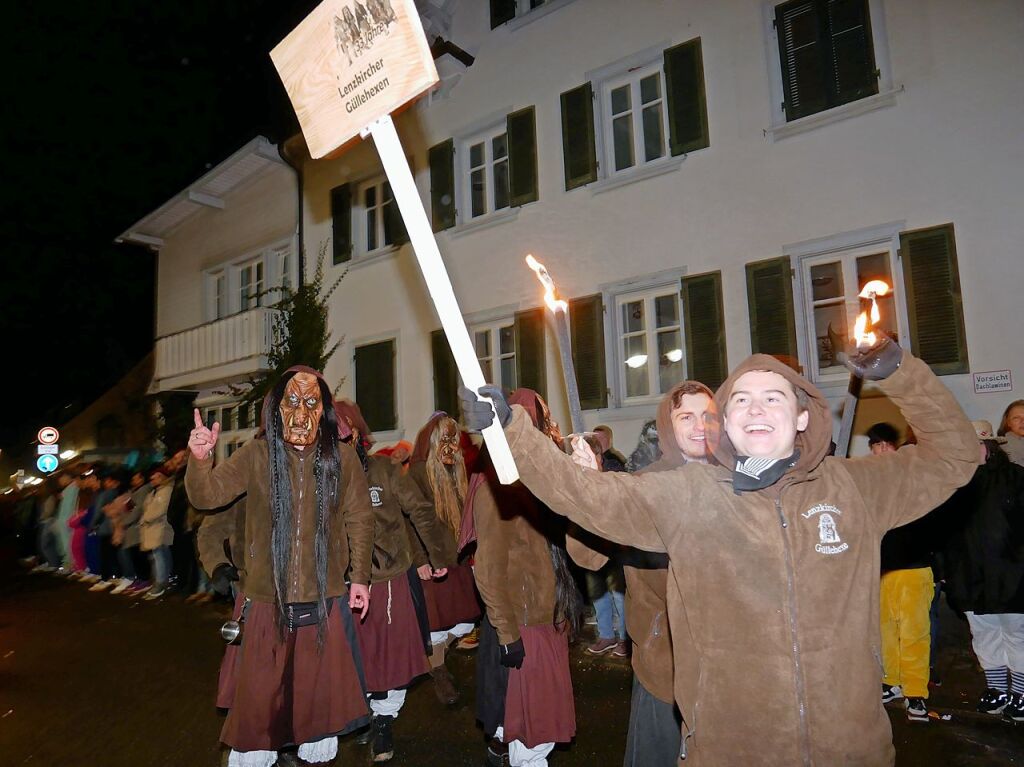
[369,485,384,507]
[802,503,849,555]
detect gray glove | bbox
[838,337,902,381]
[458,385,512,432]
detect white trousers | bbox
[965,612,1024,671]
[430,622,475,645]
[495,725,555,767]
[369,688,407,718]
[227,737,338,767]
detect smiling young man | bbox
[460,341,979,766]
[572,380,715,767]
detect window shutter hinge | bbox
[790,268,796,279]
[896,248,902,260]
[874,68,881,79]
[772,18,777,29]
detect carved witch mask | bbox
[279,372,324,447]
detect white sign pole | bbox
[361,115,519,484]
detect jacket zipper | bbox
[776,495,811,767]
[293,453,305,601]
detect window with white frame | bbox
[462,126,510,220]
[275,246,293,293]
[358,177,399,253]
[204,401,258,461]
[801,249,899,382]
[473,321,517,393]
[212,271,227,320]
[239,258,264,311]
[616,287,685,401]
[602,64,670,175]
[202,241,295,322]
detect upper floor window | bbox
[603,65,669,174]
[464,126,511,220]
[212,271,227,320]
[204,401,258,461]
[560,39,709,191]
[616,287,685,401]
[360,178,400,253]
[473,321,517,393]
[239,259,264,311]
[354,338,398,432]
[774,0,879,121]
[490,0,551,27]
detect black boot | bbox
[355,715,374,745]
[485,737,509,767]
[371,714,394,762]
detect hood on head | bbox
[410,412,450,464]
[655,380,715,468]
[508,388,544,431]
[333,399,369,443]
[708,354,832,475]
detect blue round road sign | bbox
[37,454,59,473]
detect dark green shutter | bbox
[331,184,352,265]
[428,139,455,231]
[431,329,459,416]
[386,194,408,246]
[514,307,547,400]
[827,0,878,106]
[664,38,710,156]
[569,294,607,409]
[490,0,516,28]
[354,339,397,431]
[507,106,539,207]
[681,272,728,391]
[900,224,969,375]
[776,0,828,121]
[777,0,877,121]
[560,83,598,190]
[745,257,799,368]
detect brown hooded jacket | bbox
[502,351,978,766]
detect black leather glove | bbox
[211,563,239,596]
[458,384,512,432]
[838,337,902,381]
[499,637,526,669]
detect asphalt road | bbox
[1,561,1021,767]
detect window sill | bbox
[767,87,903,142]
[348,245,401,270]
[589,155,685,196]
[505,0,579,31]
[447,207,520,239]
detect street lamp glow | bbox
[60,449,77,460]
[664,348,684,363]
[625,354,649,369]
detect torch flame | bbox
[854,279,890,347]
[525,254,568,312]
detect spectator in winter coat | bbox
[998,399,1024,466]
[140,466,174,598]
[870,422,936,722]
[934,421,1024,721]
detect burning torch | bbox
[525,254,586,436]
[834,280,891,457]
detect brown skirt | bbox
[503,624,576,748]
[421,561,482,632]
[355,573,429,692]
[216,594,370,752]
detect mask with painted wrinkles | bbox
[437,420,460,466]
[279,372,324,447]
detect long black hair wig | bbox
[262,369,343,644]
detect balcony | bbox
[153,307,279,392]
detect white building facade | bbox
[134,0,1024,457]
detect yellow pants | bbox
[880,567,933,698]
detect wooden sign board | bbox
[271,0,438,159]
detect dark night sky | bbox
[1,2,319,459]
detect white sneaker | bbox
[89,580,115,592]
[143,586,167,600]
[81,573,102,584]
[31,564,57,574]
[110,578,133,595]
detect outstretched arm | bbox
[842,351,980,532]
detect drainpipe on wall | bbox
[278,136,306,284]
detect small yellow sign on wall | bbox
[271,0,438,158]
